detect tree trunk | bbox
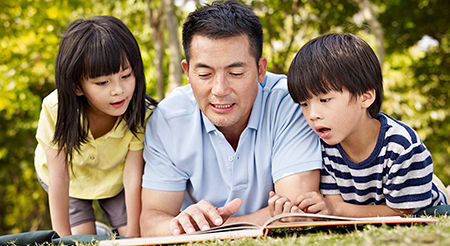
[146,0,166,100]
[357,0,385,65]
[163,0,183,93]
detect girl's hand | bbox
[268,191,302,217]
[294,191,333,215]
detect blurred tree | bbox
[146,0,166,100]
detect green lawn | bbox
[184,216,450,246]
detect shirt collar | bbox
[84,117,127,140]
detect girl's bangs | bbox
[80,32,128,79]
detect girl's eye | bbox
[96,81,108,85]
[122,73,131,79]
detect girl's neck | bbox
[86,108,118,139]
[340,115,381,163]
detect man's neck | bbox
[218,126,246,151]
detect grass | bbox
[8,216,447,245]
[183,215,450,246]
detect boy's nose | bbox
[308,104,322,121]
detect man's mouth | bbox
[212,104,233,109]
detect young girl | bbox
[34,16,157,237]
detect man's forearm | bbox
[140,209,175,237]
[224,206,271,226]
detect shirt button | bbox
[89,155,95,160]
[214,131,219,136]
[228,155,234,162]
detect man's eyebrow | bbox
[193,62,245,69]
[194,63,212,69]
[227,62,245,68]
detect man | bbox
[140,0,322,236]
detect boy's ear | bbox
[360,89,376,109]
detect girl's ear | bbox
[75,86,84,96]
[361,89,376,109]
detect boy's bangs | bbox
[293,70,343,103]
[81,32,128,79]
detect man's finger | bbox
[217,198,242,222]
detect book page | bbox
[263,212,438,229]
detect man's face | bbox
[182,34,267,135]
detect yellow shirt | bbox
[34,90,152,199]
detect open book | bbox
[99,213,438,245]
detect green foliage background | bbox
[0,0,448,234]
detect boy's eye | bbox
[300,102,308,107]
[320,98,330,103]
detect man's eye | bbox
[198,73,211,78]
[230,72,244,77]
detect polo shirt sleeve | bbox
[142,107,189,191]
[271,92,323,182]
[35,93,59,150]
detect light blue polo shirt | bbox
[142,72,322,216]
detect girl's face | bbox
[76,62,136,119]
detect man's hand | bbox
[169,198,242,235]
[295,191,333,215]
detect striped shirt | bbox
[320,113,447,211]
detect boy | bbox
[269,33,448,217]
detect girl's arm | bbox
[123,149,144,237]
[324,194,414,217]
[44,145,72,237]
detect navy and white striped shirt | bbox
[320,113,447,211]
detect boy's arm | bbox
[122,149,144,237]
[45,145,72,237]
[324,194,414,217]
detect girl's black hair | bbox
[287,33,383,118]
[53,16,157,162]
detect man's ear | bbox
[361,89,376,109]
[181,59,189,82]
[257,56,267,83]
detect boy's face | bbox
[299,88,370,146]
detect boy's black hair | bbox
[287,33,383,118]
[53,16,157,162]
[182,0,263,66]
